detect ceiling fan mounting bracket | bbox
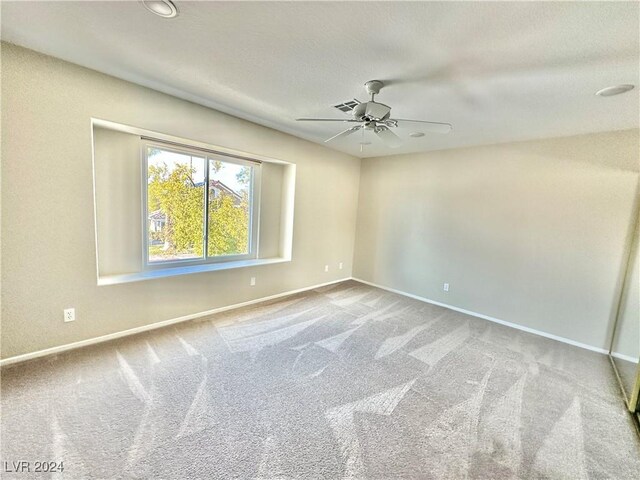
[364,80,384,98]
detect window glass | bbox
[146,146,205,263]
[207,159,252,257]
[144,143,259,267]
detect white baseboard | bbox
[352,277,612,356]
[0,277,352,367]
[3,275,631,368]
[611,351,640,364]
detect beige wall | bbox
[93,127,143,276]
[1,44,361,359]
[354,130,640,350]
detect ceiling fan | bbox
[296,80,453,149]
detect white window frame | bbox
[142,140,261,270]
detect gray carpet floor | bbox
[2,280,639,479]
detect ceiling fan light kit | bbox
[296,80,453,150]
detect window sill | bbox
[97,257,290,286]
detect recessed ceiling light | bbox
[409,132,425,138]
[142,0,178,18]
[595,84,634,97]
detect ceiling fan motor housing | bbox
[353,101,391,122]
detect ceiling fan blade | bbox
[324,126,362,143]
[392,119,453,134]
[375,127,402,148]
[296,118,360,122]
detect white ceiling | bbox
[2,1,639,158]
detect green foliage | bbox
[207,195,249,256]
[148,162,204,257]
[148,160,249,260]
[211,160,222,174]
[236,166,251,187]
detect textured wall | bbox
[354,130,640,351]
[1,44,361,359]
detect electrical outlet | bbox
[443,283,450,292]
[64,308,75,322]
[250,277,256,286]
[339,262,343,270]
[324,265,329,272]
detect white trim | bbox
[611,351,640,364]
[352,277,610,355]
[98,257,291,286]
[5,275,630,368]
[90,121,102,285]
[280,164,296,260]
[0,278,351,367]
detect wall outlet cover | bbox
[64,308,75,322]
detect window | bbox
[143,142,260,267]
